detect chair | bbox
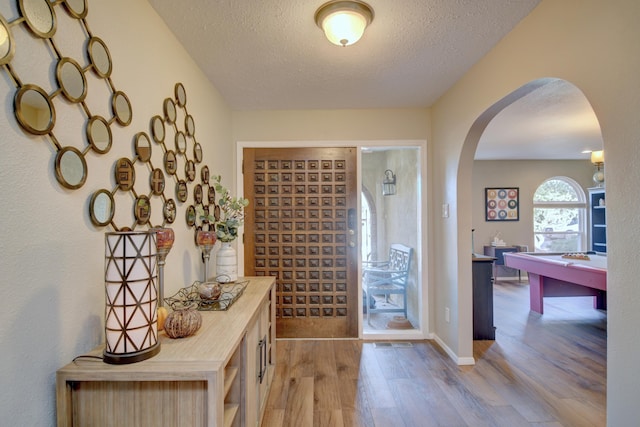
[362,243,413,324]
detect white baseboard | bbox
[433,334,476,366]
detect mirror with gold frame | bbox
[185,114,195,137]
[150,168,165,195]
[87,115,112,154]
[151,115,165,143]
[164,199,176,223]
[194,143,203,163]
[201,165,209,183]
[176,180,188,203]
[56,57,87,103]
[88,36,112,78]
[164,150,177,175]
[135,132,151,162]
[186,205,196,227]
[55,146,87,189]
[185,160,196,182]
[175,131,187,154]
[89,189,114,227]
[15,84,55,135]
[164,98,176,124]
[0,14,16,65]
[115,157,135,191]
[19,0,56,39]
[175,83,186,107]
[63,0,88,19]
[112,91,132,126]
[194,184,203,204]
[135,195,151,225]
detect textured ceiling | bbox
[147,0,603,159]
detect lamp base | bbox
[103,342,161,365]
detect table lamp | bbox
[104,231,161,364]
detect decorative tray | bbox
[165,280,249,311]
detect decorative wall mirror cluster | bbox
[2,0,221,241]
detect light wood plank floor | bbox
[261,280,606,427]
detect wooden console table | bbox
[56,276,276,427]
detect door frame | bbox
[237,140,430,340]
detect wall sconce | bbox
[382,169,396,196]
[591,150,604,187]
[314,0,374,47]
[104,231,160,364]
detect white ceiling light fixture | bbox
[314,0,374,47]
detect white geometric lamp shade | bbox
[104,231,160,364]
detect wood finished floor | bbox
[261,280,607,427]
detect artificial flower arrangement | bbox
[196,175,249,242]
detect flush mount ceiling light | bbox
[314,0,374,47]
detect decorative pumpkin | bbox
[157,306,168,331]
[164,305,202,339]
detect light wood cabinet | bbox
[56,277,275,427]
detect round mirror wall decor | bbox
[164,150,177,175]
[185,205,196,227]
[175,83,186,107]
[19,0,56,38]
[14,84,55,135]
[151,115,165,143]
[87,116,112,154]
[150,168,165,195]
[175,131,187,154]
[176,180,188,203]
[185,160,196,182]
[208,186,216,205]
[194,143,203,163]
[62,0,87,19]
[194,184,203,204]
[0,15,15,65]
[135,195,151,225]
[185,114,195,137]
[88,36,112,78]
[112,91,132,126]
[89,189,115,227]
[164,199,176,223]
[56,57,87,102]
[201,165,209,183]
[135,132,152,162]
[55,146,87,189]
[164,98,176,124]
[115,157,135,191]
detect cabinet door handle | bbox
[258,335,267,384]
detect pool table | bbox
[503,252,607,314]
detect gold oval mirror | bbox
[164,198,176,223]
[135,195,151,225]
[87,115,112,154]
[164,150,177,175]
[0,14,15,65]
[194,143,203,163]
[194,184,203,204]
[135,132,151,162]
[185,160,196,182]
[63,0,87,19]
[115,157,135,191]
[88,36,112,78]
[186,205,196,227]
[201,165,209,183]
[175,131,187,154]
[151,115,165,143]
[55,146,87,189]
[112,91,132,126]
[150,168,165,195]
[56,57,86,103]
[176,180,188,203]
[19,0,56,38]
[89,189,114,227]
[185,114,195,137]
[208,186,216,205]
[175,83,186,107]
[164,98,176,124]
[15,84,55,135]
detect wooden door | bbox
[243,147,358,338]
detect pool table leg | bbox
[528,273,544,314]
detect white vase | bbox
[216,241,237,282]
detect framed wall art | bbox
[485,187,519,221]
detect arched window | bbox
[533,177,587,252]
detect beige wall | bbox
[431,0,640,422]
[0,0,231,424]
[472,160,594,253]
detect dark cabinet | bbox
[472,254,496,340]
[589,188,606,254]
